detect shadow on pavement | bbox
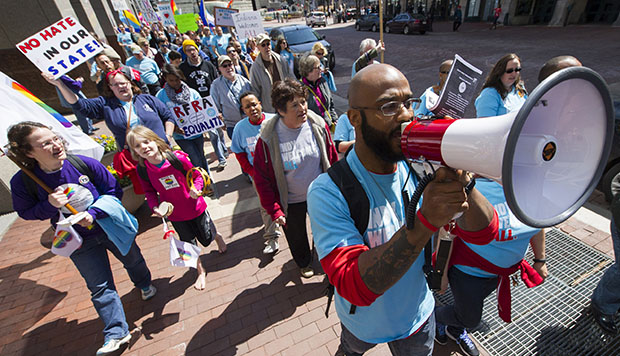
[185,260,326,355]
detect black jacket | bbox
[179,59,219,97]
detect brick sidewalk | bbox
[0,120,615,355]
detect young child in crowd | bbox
[127,125,226,290]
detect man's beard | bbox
[360,111,405,164]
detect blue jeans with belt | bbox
[591,219,620,315]
[69,232,151,341]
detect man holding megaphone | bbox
[307,64,498,355]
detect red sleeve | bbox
[452,210,499,245]
[324,123,339,165]
[234,152,255,177]
[320,245,383,307]
[252,138,285,221]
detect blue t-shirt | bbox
[155,87,203,140]
[230,113,275,166]
[126,56,161,85]
[117,32,133,47]
[307,150,434,343]
[474,86,527,118]
[211,34,231,55]
[415,86,435,117]
[455,178,541,278]
[121,100,141,127]
[201,35,214,56]
[333,113,355,142]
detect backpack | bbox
[136,151,187,184]
[324,155,435,318]
[23,154,95,201]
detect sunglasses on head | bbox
[505,67,522,74]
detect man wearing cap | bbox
[249,33,294,113]
[125,44,162,95]
[179,39,229,170]
[210,55,252,139]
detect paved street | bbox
[1,18,619,356]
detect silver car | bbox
[306,11,327,27]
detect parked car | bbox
[385,13,428,35]
[355,13,381,31]
[598,98,620,202]
[346,8,357,20]
[268,25,335,74]
[306,11,327,27]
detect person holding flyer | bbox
[8,122,156,355]
[127,125,227,290]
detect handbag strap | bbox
[302,81,332,122]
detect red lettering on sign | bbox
[18,38,40,53]
[65,17,76,26]
[40,29,53,41]
[50,26,61,36]
[173,106,184,118]
[191,100,202,113]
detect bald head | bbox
[349,64,410,108]
[538,55,582,83]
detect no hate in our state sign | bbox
[16,17,103,79]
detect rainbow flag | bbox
[171,0,180,15]
[226,0,234,8]
[122,9,141,29]
[11,81,72,128]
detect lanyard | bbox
[302,81,332,122]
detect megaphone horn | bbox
[401,66,614,228]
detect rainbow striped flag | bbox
[11,81,72,128]
[122,9,141,29]
[226,0,234,8]
[171,0,180,15]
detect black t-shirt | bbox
[179,59,219,97]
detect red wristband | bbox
[416,210,439,232]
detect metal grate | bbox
[435,228,620,355]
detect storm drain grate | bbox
[435,228,620,355]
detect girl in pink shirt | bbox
[127,126,226,290]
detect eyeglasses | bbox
[226,50,235,55]
[220,63,232,68]
[40,136,63,149]
[110,81,130,88]
[352,98,421,117]
[505,67,522,74]
[440,71,449,74]
[260,42,270,47]
[316,51,325,56]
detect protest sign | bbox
[157,3,177,27]
[170,96,224,138]
[425,54,483,119]
[111,0,130,11]
[214,7,239,27]
[232,11,264,39]
[0,71,104,160]
[174,13,199,33]
[16,17,104,79]
[134,0,159,22]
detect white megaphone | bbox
[401,66,614,228]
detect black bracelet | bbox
[464,177,476,195]
[533,258,547,264]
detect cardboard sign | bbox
[135,0,159,22]
[16,17,104,79]
[232,11,264,39]
[157,3,177,27]
[111,0,130,11]
[214,7,239,27]
[171,96,224,138]
[174,13,199,33]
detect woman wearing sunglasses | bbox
[474,53,528,118]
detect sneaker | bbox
[300,266,315,278]
[96,333,131,355]
[446,327,479,356]
[434,323,448,345]
[217,161,227,169]
[263,238,279,254]
[140,285,157,301]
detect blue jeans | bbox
[177,135,211,175]
[208,128,228,164]
[70,233,152,341]
[338,313,435,355]
[591,219,620,315]
[435,266,498,334]
[226,126,235,140]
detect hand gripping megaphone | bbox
[401,66,614,228]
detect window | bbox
[285,28,321,45]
